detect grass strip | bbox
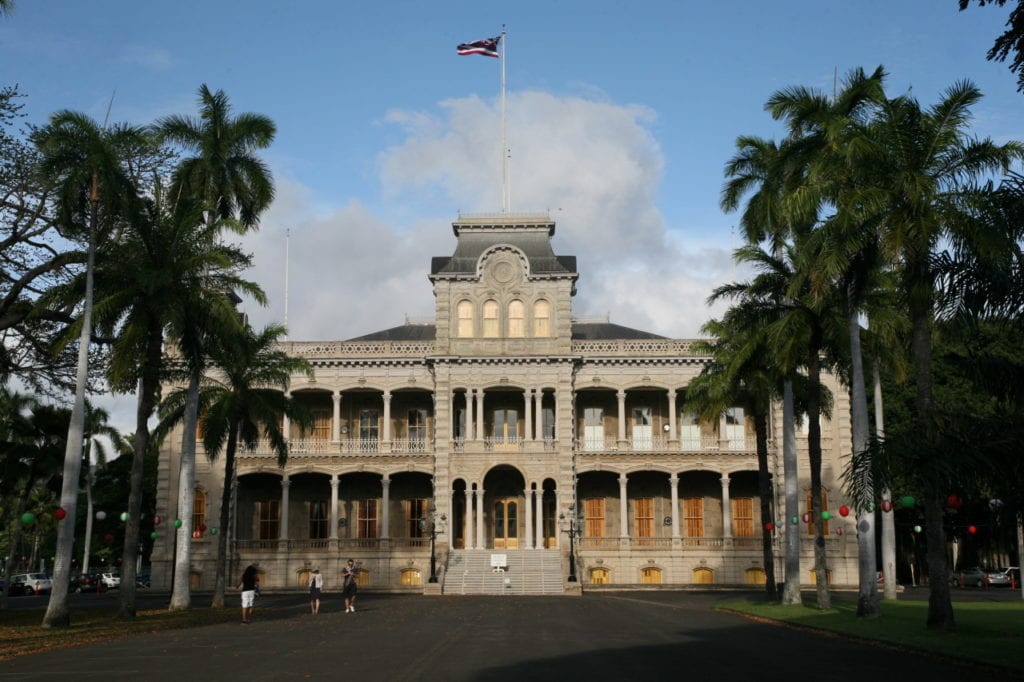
[718,598,1024,672]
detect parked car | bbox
[70,573,106,593]
[100,572,121,588]
[8,573,53,596]
[985,567,1019,587]
[951,566,988,587]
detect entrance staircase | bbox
[443,549,564,595]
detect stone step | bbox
[444,549,564,595]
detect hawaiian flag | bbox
[456,35,501,58]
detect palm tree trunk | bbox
[849,301,879,617]
[170,373,201,611]
[212,422,239,608]
[781,378,801,605]
[754,411,777,598]
[118,324,163,619]
[807,333,831,610]
[910,301,954,629]
[82,452,94,574]
[874,358,897,600]
[42,194,97,629]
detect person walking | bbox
[341,559,358,613]
[309,568,323,615]
[237,564,259,624]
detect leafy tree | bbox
[161,323,309,608]
[34,110,148,628]
[154,85,275,611]
[959,0,1024,93]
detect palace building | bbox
[152,213,858,593]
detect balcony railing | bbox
[576,436,757,453]
[483,436,524,452]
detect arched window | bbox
[533,300,551,337]
[693,567,714,585]
[457,300,474,338]
[193,489,206,536]
[482,300,499,338]
[508,300,525,337]
[640,567,663,584]
[745,567,766,585]
[589,567,611,585]
[400,568,422,586]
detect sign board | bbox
[490,554,507,568]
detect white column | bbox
[476,390,485,442]
[381,475,391,539]
[669,474,680,539]
[524,487,534,549]
[535,487,544,548]
[382,390,392,442]
[280,475,290,541]
[667,390,677,443]
[524,389,534,441]
[617,390,627,444]
[618,473,629,539]
[466,390,475,441]
[534,390,543,442]
[721,475,733,539]
[464,488,473,549]
[476,488,486,549]
[283,391,291,442]
[331,392,341,443]
[330,474,339,539]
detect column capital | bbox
[381,475,391,487]
[720,474,731,486]
[618,473,628,486]
[616,390,626,400]
[281,476,291,488]
[669,474,679,484]
[330,475,339,487]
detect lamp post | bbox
[559,505,583,583]
[420,508,447,583]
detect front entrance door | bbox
[493,498,519,549]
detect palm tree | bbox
[861,82,1022,629]
[79,402,123,575]
[722,134,806,605]
[0,1,14,17]
[80,189,262,618]
[154,85,276,611]
[34,111,147,628]
[689,305,783,599]
[161,323,310,607]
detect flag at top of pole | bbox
[456,35,501,58]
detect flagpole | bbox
[284,227,290,341]
[501,26,509,213]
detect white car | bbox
[10,573,52,595]
[100,572,121,588]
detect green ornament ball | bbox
[150,531,158,540]
[20,512,36,525]
[913,524,922,533]
[790,516,799,525]
[821,511,832,521]
[210,527,218,535]
[173,519,183,528]
[901,495,916,508]
[866,502,875,513]
[119,512,130,522]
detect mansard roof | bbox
[346,320,665,342]
[430,213,577,277]
[347,323,437,342]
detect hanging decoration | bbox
[866,502,875,513]
[881,500,893,513]
[192,530,201,539]
[54,508,67,521]
[801,512,811,523]
[154,515,162,526]
[173,519,183,528]
[119,512,130,522]
[968,525,977,535]
[790,516,799,525]
[20,512,36,525]
[150,532,158,540]
[95,510,107,521]
[820,511,832,521]
[210,527,219,535]
[836,528,844,536]
[900,495,916,508]
[764,522,775,532]
[199,524,208,532]
[838,505,850,517]
[103,533,114,542]
[946,494,961,510]
[913,525,922,533]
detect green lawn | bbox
[719,598,1024,672]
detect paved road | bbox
[0,590,1008,681]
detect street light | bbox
[419,508,447,583]
[559,505,583,583]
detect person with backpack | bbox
[309,568,323,615]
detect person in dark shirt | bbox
[237,564,259,623]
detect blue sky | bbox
[3,1,1022,429]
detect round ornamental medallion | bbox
[493,261,515,283]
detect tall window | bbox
[683,497,704,538]
[256,500,279,540]
[732,497,754,537]
[724,407,746,449]
[533,300,551,337]
[406,498,427,538]
[306,408,331,441]
[680,410,701,449]
[457,300,473,338]
[308,500,328,539]
[583,407,604,450]
[358,499,378,539]
[193,489,206,533]
[360,409,379,442]
[542,406,555,441]
[408,409,427,448]
[583,497,605,537]
[634,498,654,538]
[508,300,525,337]
[482,300,499,337]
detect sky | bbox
[2,1,1022,434]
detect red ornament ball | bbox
[836,528,844,536]
[192,530,201,539]
[881,499,894,513]
[764,522,775,532]
[54,508,67,521]
[968,525,977,535]
[199,524,207,532]
[838,505,850,518]
[801,512,811,524]
[154,515,162,526]
[103,533,114,543]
